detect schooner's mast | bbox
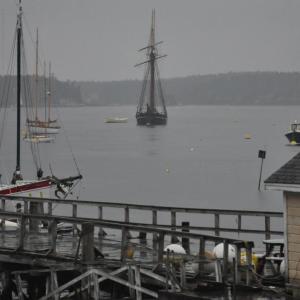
[149,10,155,112]
[15,0,22,177]
[35,28,39,121]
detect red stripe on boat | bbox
[0,180,52,195]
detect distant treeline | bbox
[1,72,300,106]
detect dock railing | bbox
[0,195,283,240]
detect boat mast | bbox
[43,61,47,122]
[35,28,39,121]
[16,0,22,176]
[48,61,51,122]
[149,10,155,112]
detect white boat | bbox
[105,117,128,123]
[0,1,82,200]
[26,32,60,135]
[23,134,55,143]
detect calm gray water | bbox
[1,105,298,210]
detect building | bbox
[265,152,300,296]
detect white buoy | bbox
[213,243,236,263]
[164,244,186,254]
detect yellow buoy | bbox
[244,133,252,140]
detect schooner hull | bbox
[136,112,167,125]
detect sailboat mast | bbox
[149,10,155,112]
[16,0,22,174]
[48,62,51,122]
[43,61,47,122]
[35,28,38,120]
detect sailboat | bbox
[26,29,60,135]
[0,1,82,199]
[135,10,167,126]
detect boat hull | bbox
[27,125,59,134]
[0,179,52,198]
[105,117,128,123]
[136,113,167,125]
[285,132,300,144]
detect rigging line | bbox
[138,63,150,111]
[0,29,17,151]
[55,107,81,175]
[21,37,41,170]
[155,62,167,114]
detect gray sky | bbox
[1,0,300,81]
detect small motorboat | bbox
[285,121,300,144]
[105,117,128,123]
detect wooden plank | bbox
[288,251,300,262]
[72,204,77,235]
[288,234,300,244]
[288,225,300,234]
[222,240,228,283]
[287,197,300,208]
[288,207,300,217]
[287,216,300,226]
[215,214,220,237]
[93,269,158,298]
[51,271,59,300]
[288,243,300,253]
[49,220,57,254]
[289,261,300,271]
[157,233,165,263]
[92,272,99,300]
[15,274,24,300]
[265,216,271,240]
[81,223,95,262]
[18,215,25,250]
[289,270,300,280]
[40,269,94,300]
[134,265,142,300]
[152,210,158,256]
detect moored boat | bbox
[285,121,300,144]
[0,0,82,199]
[135,10,167,126]
[105,117,128,123]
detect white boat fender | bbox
[213,243,236,263]
[164,244,186,254]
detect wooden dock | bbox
[0,195,284,299]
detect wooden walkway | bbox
[0,195,284,299]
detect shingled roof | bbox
[265,152,300,191]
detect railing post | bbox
[214,214,220,237]
[0,198,5,230]
[245,244,253,286]
[29,202,40,232]
[222,240,228,283]
[237,214,242,232]
[182,221,190,254]
[121,226,128,262]
[72,204,77,235]
[48,219,57,254]
[171,211,177,243]
[81,223,95,263]
[265,216,271,240]
[48,202,52,215]
[124,206,131,239]
[18,215,25,250]
[98,206,104,236]
[134,265,142,300]
[198,237,205,273]
[152,210,158,257]
[157,233,165,264]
